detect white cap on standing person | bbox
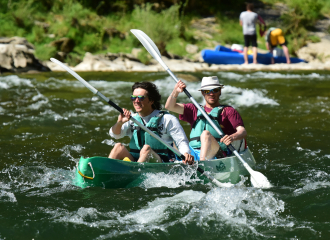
[198,76,224,91]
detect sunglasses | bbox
[202,88,221,95]
[131,95,147,101]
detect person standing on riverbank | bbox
[108,81,194,164]
[239,3,259,64]
[165,76,247,161]
[265,27,291,64]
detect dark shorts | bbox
[244,34,257,47]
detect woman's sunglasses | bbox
[202,88,221,95]
[131,95,147,101]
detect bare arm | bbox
[231,126,247,141]
[220,126,247,146]
[265,42,275,64]
[282,45,291,64]
[111,108,131,135]
[165,80,185,114]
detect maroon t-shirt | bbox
[179,103,244,135]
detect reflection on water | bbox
[1,71,330,239]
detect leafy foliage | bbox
[131,3,182,55]
[281,0,323,54]
[0,0,327,63]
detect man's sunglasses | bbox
[202,88,221,95]
[131,95,147,101]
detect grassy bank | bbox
[0,0,329,66]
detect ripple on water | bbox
[45,188,289,239]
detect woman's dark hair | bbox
[132,82,162,110]
[246,3,254,11]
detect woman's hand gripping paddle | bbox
[130,29,272,189]
[50,58,232,188]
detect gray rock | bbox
[0,37,50,73]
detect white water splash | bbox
[60,144,85,158]
[51,188,287,239]
[28,93,50,110]
[101,139,116,146]
[1,165,76,197]
[0,75,34,89]
[217,71,328,81]
[223,85,279,107]
[39,77,86,91]
[154,77,279,107]
[0,190,17,202]
[139,165,202,188]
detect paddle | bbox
[50,58,232,188]
[130,29,272,189]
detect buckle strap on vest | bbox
[196,115,217,121]
[132,126,158,132]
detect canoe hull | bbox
[202,45,306,65]
[74,148,256,188]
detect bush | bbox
[35,44,57,61]
[131,3,182,55]
[281,0,323,54]
[215,16,245,45]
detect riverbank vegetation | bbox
[0,0,329,66]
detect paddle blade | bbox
[250,170,272,189]
[130,29,168,70]
[131,29,161,57]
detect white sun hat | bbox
[198,76,224,91]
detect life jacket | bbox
[189,106,228,153]
[266,27,277,48]
[129,111,170,160]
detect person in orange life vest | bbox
[165,76,247,161]
[265,27,291,64]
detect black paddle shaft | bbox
[97,91,124,114]
[96,92,187,161]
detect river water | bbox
[1,70,329,239]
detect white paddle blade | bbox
[130,29,168,70]
[250,171,272,189]
[131,29,161,57]
[50,58,98,94]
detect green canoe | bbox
[74,148,256,188]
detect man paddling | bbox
[109,81,194,164]
[165,76,247,160]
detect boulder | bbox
[71,52,127,71]
[0,37,50,73]
[296,33,330,63]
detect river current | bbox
[1,70,329,239]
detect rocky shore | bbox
[44,50,330,72]
[1,15,330,73]
[2,35,330,74]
